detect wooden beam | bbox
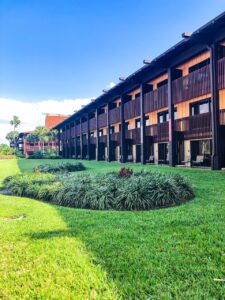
[96,109,99,161]
[168,68,176,167]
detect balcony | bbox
[144,84,168,113]
[82,121,88,133]
[99,135,107,144]
[98,113,107,128]
[109,107,121,124]
[110,132,121,145]
[146,122,169,143]
[172,65,210,104]
[217,57,225,90]
[89,117,96,131]
[125,128,141,144]
[175,112,212,139]
[124,97,140,119]
[220,109,225,125]
[76,124,81,135]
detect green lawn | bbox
[0,159,225,299]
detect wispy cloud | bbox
[0,97,91,144]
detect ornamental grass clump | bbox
[4,171,194,211]
[33,162,86,173]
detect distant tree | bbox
[5,131,19,144]
[34,126,50,154]
[9,116,21,152]
[0,144,14,155]
[26,133,39,143]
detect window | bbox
[99,130,103,137]
[125,122,130,130]
[135,93,140,99]
[110,126,115,134]
[190,99,211,116]
[145,116,149,126]
[189,58,210,73]
[90,132,94,137]
[135,118,141,128]
[174,108,177,120]
[158,110,169,123]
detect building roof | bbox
[54,11,225,129]
[45,114,70,129]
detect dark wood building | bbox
[54,12,225,170]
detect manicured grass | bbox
[0,159,225,299]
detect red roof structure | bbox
[45,114,69,129]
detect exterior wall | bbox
[219,89,225,109]
[177,51,210,75]
[148,73,168,90]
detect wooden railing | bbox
[90,136,96,144]
[98,113,107,128]
[144,84,168,113]
[217,57,225,90]
[125,128,141,144]
[175,112,212,139]
[111,132,121,145]
[109,107,121,124]
[24,142,58,152]
[99,135,107,144]
[76,124,81,135]
[82,121,88,133]
[220,109,225,125]
[172,65,210,104]
[146,122,169,142]
[71,126,75,138]
[124,97,140,119]
[89,117,96,131]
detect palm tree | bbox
[9,116,21,152]
[34,126,50,154]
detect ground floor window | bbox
[158,143,169,164]
[191,139,211,167]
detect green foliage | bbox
[33,162,86,173]
[5,131,19,142]
[0,144,14,155]
[10,116,21,129]
[15,150,25,158]
[28,150,43,159]
[4,171,194,210]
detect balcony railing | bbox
[109,107,121,124]
[175,112,212,139]
[220,109,225,125]
[217,57,225,90]
[90,136,96,144]
[146,122,169,143]
[110,132,121,145]
[172,65,210,104]
[82,121,88,133]
[99,135,107,144]
[98,113,107,128]
[76,124,81,135]
[144,84,168,113]
[124,97,140,119]
[89,117,96,131]
[125,128,141,144]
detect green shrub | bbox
[33,162,86,173]
[28,150,43,159]
[4,171,194,211]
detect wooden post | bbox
[107,103,111,162]
[69,122,72,158]
[168,67,176,167]
[210,43,221,170]
[80,118,83,159]
[140,83,146,164]
[120,95,126,163]
[65,126,68,158]
[74,122,77,159]
[96,109,99,161]
[87,114,90,160]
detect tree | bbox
[6,131,19,144]
[9,116,21,152]
[0,144,14,155]
[34,126,50,154]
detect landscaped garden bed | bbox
[3,167,194,210]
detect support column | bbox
[107,103,111,162]
[57,129,61,157]
[96,109,99,161]
[87,114,90,160]
[140,83,146,164]
[168,67,176,167]
[80,118,83,159]
[210,43,221,170]
[68,122,72,158]
[65,126,68,158]
[120,95,126,163]
[74,122,77,159]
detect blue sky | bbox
[0,0,224,101]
